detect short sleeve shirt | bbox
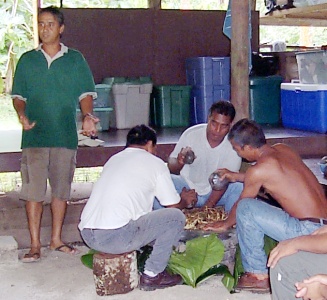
[170,124,242,195]
[11,46,95,149]
[78,148,181,230]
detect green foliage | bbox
[80,249,99,269]
[0,0,34,78]
[168,234,225,288]
[197,264,232,287]
[220,235,278,293]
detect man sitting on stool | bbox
[79,124,195,291]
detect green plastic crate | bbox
[151,85,191,128]
[249,75,283,125]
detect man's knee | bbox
[236,198,256,217]
[167,207,186,224]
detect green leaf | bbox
[168,234,225,288]
[264,235,278,256]
[137,245,153,273]
[222,235,278,292]
[221,271,235,292]
[197,263,229,284]
[233,244,245,286]
[80,249,99,269]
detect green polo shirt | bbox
[12,47,95,149]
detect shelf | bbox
[260,3,327,26]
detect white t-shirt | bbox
[170,124,242,195]
[78,147,180,230]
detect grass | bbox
[0,167,103,193]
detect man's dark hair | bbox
[228,118,266,148]
[209,101,236,122]
[38,6,64,26]
[126,124,157,147]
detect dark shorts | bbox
[20,148,76,202]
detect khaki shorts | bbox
[20,148,76,202]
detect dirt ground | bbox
[0,245,272,300]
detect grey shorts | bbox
[20,148,76,202]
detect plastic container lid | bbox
[103,76,152,85]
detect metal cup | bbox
[183,150,195,164]
[209,172,229,190]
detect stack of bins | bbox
[280,50,327,133]
[186,57,231,125]
[76,83,113,131]
[111,77,153,129]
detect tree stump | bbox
[93,251,139,296]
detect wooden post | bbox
[93,251,139,296]
[32,0,39,47]
[231,0,250,121]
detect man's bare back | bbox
[246,143,327,219]
[204,142,327,232]
[204,119,327,291]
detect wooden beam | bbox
[251,0,256,11]
[261,3,327,26]
[261,17,327,27]
[231,0,249,121]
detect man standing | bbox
[205,119,327,293]
[11,6,98,262]
[79,125,190,291]
[154,101,243,211]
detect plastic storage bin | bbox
[281,83,327,133]
[101,77,152,128]
[76,107,113,131]
[93,84,112,108]
[296,50,327,84]
[249,75,283,125]
[190,85,231,125]
[186,57,231,86]
[150,85,191,128]
[112,79,153,129]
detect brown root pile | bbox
[183,206,228,230]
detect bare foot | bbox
[21,247,41,263]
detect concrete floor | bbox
[0,244,272,300]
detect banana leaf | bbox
[80,249,99,269]
[168,234,225,288]
[221,235,278,292]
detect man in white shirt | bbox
[154,101,243,211]
[79,125,194,291]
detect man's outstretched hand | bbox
[203,220,230,233]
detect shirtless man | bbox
[205,118,327,292]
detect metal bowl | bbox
[208,172,229,190]
[183,150,195,164]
